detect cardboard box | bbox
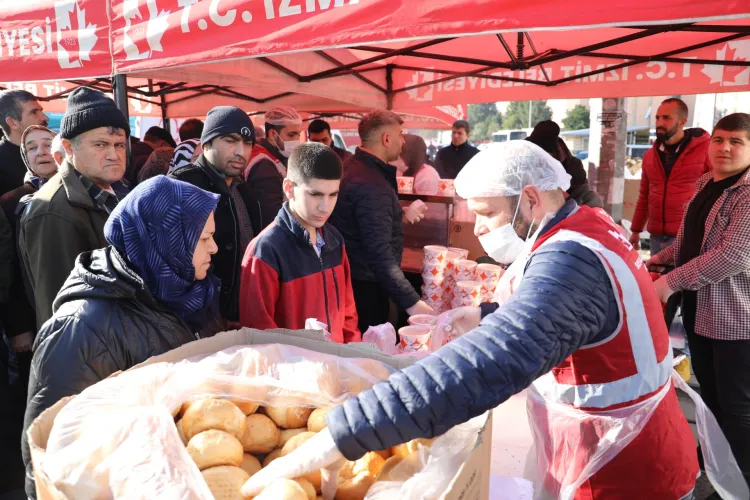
[28,328,491,500]
[450,219,486,261]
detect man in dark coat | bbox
[0,90,49,196]
[127,126,176,184]
[307,118,353,163]
[171,106,256,323]
[329,110,434,332]
[434,119,479,179]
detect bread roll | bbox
[293,478,316,500]
[182,398,246,441]
[264,406,313,429]
[390,438,434,459]
[279,428,307,448]
[231,399,259,416]
[336,473,375,500]
[253,478,308,500]
[280,432,321,492]
[187,430,243,471]
[373,448,391,461]
[306,408,328,433]
[262,448,282,468]
[239,453,262,478]
[201,466,249,500]
[175,419,188,446]
[240,414,280,454]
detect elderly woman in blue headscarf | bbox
[21,176,221,498]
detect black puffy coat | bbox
[171,155,254,322]
[22,247,209,498]
[329,148,419,310]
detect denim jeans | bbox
[650,234,677,255]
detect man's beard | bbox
[656,123,679,142]
[513,212,538,241]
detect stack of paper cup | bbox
[408,314,437,330]
[451,280,482,308]
[398,325,431,353]
[441,251,461,310]
[448,247,469,259]
[422,246,448,311]
[437,178,455,196]
[397,176,414,194]
[454,259,477,282]
[476,263,505,302]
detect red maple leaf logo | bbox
[724,45,747,78]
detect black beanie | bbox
[526,120,560,155]
[201,106,255,146]
[60,87,130,140]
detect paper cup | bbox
[408,314,437,329]
[423,245,449,266]
[451,280,481,308]
[476,263,504,301]
[444,251,460,273]
[437,178,455,196]
[422,262,445,281]
[448,247,469,259]
[397,176,414,194]
[424,296,446,313]
[454,259,477,282]
[399,325,431,352]
[421,281,443,301]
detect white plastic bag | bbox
[42,344,393,498]
[305,318,334,342]
[362,323,398,355]
[671,373,750,500]
[365,414,486,500]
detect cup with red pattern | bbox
[454,259,478,282]
[437,178,455,196]
[451,280,482,308]
[397,176,414,194]
[398,325,431,352]
[476,263,505,301]
[448,247,469,259]
[423,245,449,266]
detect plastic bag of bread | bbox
[40,343,391,499]
[39,341,482,500]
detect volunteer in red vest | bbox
[242,140,699,500]
[244,106,303,235]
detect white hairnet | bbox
[264,106,302,126]
[455,140,571,198]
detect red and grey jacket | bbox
[239,204,361,343]
[631,128,712,236]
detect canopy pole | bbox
[588,98,626,221]
[112,75,132,176]
[160,94,170,135]
[386,65,394,110]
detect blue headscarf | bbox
[104,176,221,330]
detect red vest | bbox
[528,206,698,499]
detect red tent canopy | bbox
[2,1,749,111]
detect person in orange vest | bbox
[242,140,701,500]
[244,106,303,235]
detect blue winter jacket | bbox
[327,200,621,459]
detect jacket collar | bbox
[354,147,398,188]
[194,154,232,193]
[538,199,579,239]
[697,166,750,192]
[654,128,708,156]
[59,160,98,209]
[277,202,340,253]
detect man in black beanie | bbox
[18,87,130,329]
[527,120,603,208]
[171,106,256,324]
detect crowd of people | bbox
[0,86,747,499]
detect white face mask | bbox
[278,139,301,158]
[478,197,535,265]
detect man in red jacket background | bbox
[239,142,361,343]
[629,98,712,254]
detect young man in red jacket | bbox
[629,98,712,254]
[239,142,361,343]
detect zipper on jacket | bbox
[332,268,340,310]
[319,256,332,333]
[662,168,669,236]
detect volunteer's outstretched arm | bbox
[328,240,615,460]
[242,240,616,495]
